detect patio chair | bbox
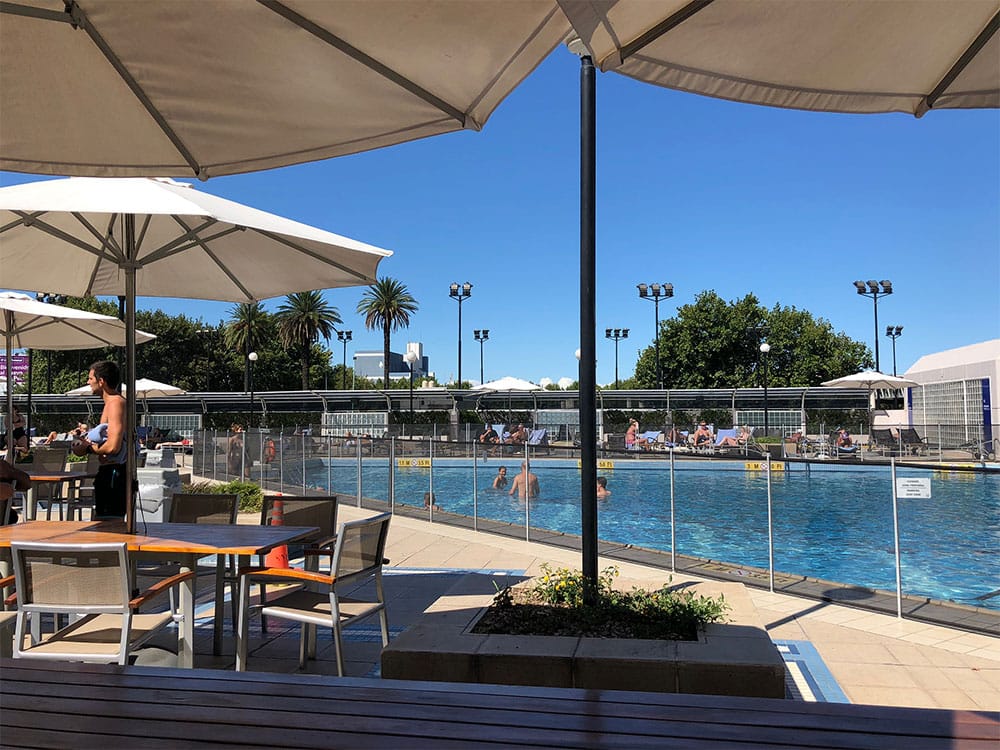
[870,428,899,456]
[166,493,239,624]
[10,541,193,665]
[64,453,101,521]
[257,495,340,637]
[236,512,392,675]
[1,574,16,658]
[26,446,69,520]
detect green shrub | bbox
[475,564,730,640]
[182,480,263,514]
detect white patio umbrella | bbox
[1,291,155,461]
[66,378,185,399]
[821,370,920,444]
[0,1,570,178]
[0,177,391,531]
[472,376,544,392]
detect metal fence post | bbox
[356,432,362,507]
[472,441,479,532]
[428,438,434,522]
[669,447,676,573]
[891,457,903,619]
[766,454,774,593]
[389,437,395,513]
[524,442,530,542]
[301,431,307,494]
[278,428,285,495]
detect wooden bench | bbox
[2,659,996,748]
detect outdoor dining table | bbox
[24,470,97,521]
[0,520,318,666]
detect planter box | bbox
[382,576,785,698]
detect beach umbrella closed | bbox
[0,177,392,530]
[559,0,999,116]
[0,1,570,178]
[1,291,155,461]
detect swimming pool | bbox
[306,458,999,611]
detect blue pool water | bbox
[307,458,1000,610]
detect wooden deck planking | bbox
[2,661,997,749]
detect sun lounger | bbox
[870,428,899,456]
[527,428,548,447]
[898,427,929,456]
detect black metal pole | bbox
[409,363,414,417]
[342,339,348,390]
[891,336,897,377]
[45,351,52,393]
[579,53,598,594]
[479,339,484,385]
[872,293,881,372]
[244,324,250,393]
[457,298,463,388]
[249,357,254,429]
[614,338,620,389]
[654,297,661,390]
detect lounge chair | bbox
[898,428,929,456]
[870,428,899,456]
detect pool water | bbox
[308,459,1000,610]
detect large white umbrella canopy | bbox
[66,378,184,399]
[472,376,544,392]
[0,177,392,530]
[0,1,570,178]
[1,291,155,461]
[559,0,999,116]
[821,371,919,390]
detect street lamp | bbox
[35,293,66,392]
[449,282,472,388]
[853,280,893,372]
[637,283,673,389]
[886,325,903,377]
[337,330,352,389]
[248,351,258,428]
[605,328,629,389]
[404,350,419,417]
[759,342,771,438]
[473,329,489,384]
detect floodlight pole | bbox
[337,330,352,389]
[449,282,472,388]
[886,325,903,377]
[853,280,893,371]
[637,282,673,389]
[605,328,629,389]
[474,329,489,384]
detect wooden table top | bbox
[0,520,317,555]
[2,660,996,749]
[26,471,96,482]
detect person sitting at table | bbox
[0,457,31,524]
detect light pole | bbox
[337,330,352,389]
[759,342,770,438]
[637,283,673,389]
[886,325,903,377]
[404,350,418,418]
[474,329,489,384]
[195,328,215,390]
[35,293,66,392]
[248,351,258,428]
[853,280,893,372]
[605,328,629,389]
[449,282,472,388]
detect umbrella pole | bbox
[5,324,13,463]
[125,215,138,534]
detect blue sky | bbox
[3,47,998,387]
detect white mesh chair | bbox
[26,446,69,520]
[11,541,194,664]
[236,512,391,675]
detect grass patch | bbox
[473,564,729,641]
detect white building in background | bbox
[905,339,998,450]
[353,342,428,381]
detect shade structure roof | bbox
[0,1,570,178]
[0,177,391,301]
[559,0,999,116]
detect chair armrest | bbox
[0,575,13,588]
[4,591,16,607]
[130,570,197,608]
[239,567,333,586]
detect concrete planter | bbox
[382,576,785,698]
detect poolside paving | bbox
[160,501,1000,712]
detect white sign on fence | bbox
[895,478,931,499]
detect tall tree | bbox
[356,277,419,388]
[226,302,269,391]
[634,291,871,389]
[275,291,342,389]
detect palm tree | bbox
[275,291,342,389]
[356,278,418,388]
[226,302,268,391]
